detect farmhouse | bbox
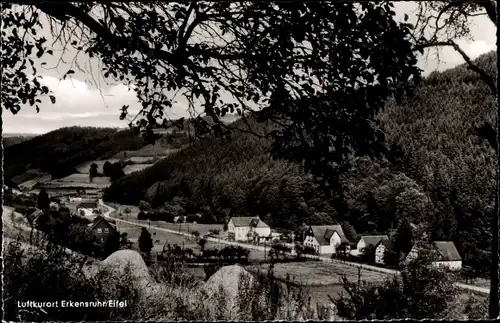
[227,216,271,242]
[375,238,394,265]
[303,225,349,254]
[355,235,389,254]
[77,200,99,216]
[88,216,119,245]
[404,241,462,270]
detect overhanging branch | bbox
[415,40,497,96]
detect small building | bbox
[303,225,350,254]
[356,235,389,254]
[88,215,119,245]
[375,238,394,264]
[174,215,186,223]
[27,208,44,228]
[77,201,99,216]
[404,241,462,270]
[227,216,271,241]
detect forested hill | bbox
[103,51,496,273]
[4,126,146,185]
[2,134,37,147]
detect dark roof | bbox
[27,209,43,222]
[360,235,389,247]
[231,216,269,228]
[433,241,462,261]
[89,216,117,232]
[77,201,98,209]
[376,238,394,251]
[310,225,349,246]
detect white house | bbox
[76,200,99,216]
[375,239,394,265]
[227,216,271,241]
[356,235,389,254]
[303,225,350,254]
[404,241,462,270]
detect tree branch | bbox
[475,0,497,25]
[415,40,496,96]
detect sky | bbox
[2,2,497,134]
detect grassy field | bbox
[56,173,112,185]
[114,146,180,158]
[246,261,391,287]
[114,219,267,261]
[125,156,156,163]
[123,164,154,174]
[75,159,121,174]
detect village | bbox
[8,182,474,284]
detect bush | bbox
[139,200,151,211]
[137,211,148,220]
[3,239,145,321]
[333,249,458,320]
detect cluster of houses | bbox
[226,217,463,270]
[26,194,118,248]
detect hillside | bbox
[4,126,146,185]
[104,51,496,274]
[2,134,37,147]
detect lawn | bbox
[245,261,391,287]
[123,164,154,174]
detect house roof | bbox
[376,238,394,251]
[309,225,349,246]
[433,241,462,261]
[89,216,117,232]
[77,201,98,209]
[28,208,43,222]
[231,216,260,227]
[360,235,389,247]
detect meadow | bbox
[75,159,121,173]
[245,261,391,286]
[123,164,154,174]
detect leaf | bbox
[404,14,409,22]
[47,50,53,55]
[67,70,75,74]
[49,95,56,104]
[36,50,44,58]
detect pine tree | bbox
[138,228,153,255]
[37,188,50,210]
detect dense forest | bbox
[2,135,36,148]
[4,126,146,184]
[104,51,496,274]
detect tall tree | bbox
[138,228,153,256]
[89,163,98,182]
[37,188,50,210]
[3,2,420,191]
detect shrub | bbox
[333,249,458,320]
[137,211,148,220]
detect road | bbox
[98,200,491,295]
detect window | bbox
[97,228,102,233]
[104,228,109,233]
